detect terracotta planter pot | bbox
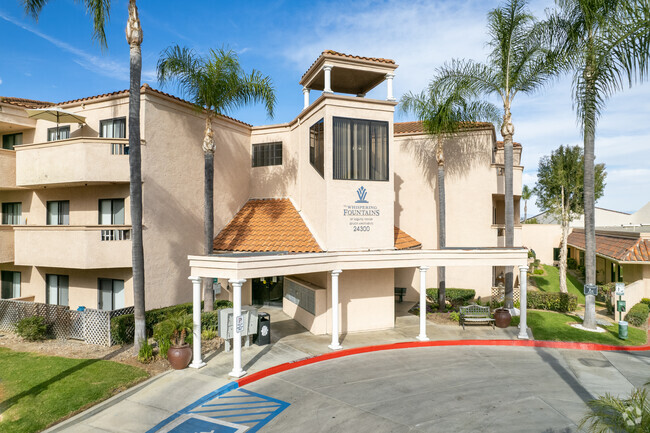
[493,308,512,328]
[167,344,192,370]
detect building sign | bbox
[583,284,598,296]
[343,186,380,232]
[615,282,625,296]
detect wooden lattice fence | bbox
[0,299,134,346]
[490,286,521,307]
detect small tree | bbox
[521,185,532,222]
[534,145,605,293]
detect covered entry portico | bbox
[187,247,529,377]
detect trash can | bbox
[257,312,271,345]
[618,321,628,340]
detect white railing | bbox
[101,229,131,241]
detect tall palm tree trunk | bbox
[436,142,446,312]
[126,0,145,349]
[583,75,597,329]
[502,110,515,309]
[559,187,569,294]
[203,115,215,312]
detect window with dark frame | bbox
[47,201,70,225]
[2,133,22,150]
[333,117,388,181]
[46,274,69,306]
[1,202,22,225]
[1,271,20,299]
[252,142,282,167]
[99,117,126,138]
[47,126,71,141]
[309,119,324,177]
[98,278,125,311]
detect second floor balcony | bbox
[0,149,18,189]
[0,226,14,262]
[15,137,130,187]
[13,225,132,269]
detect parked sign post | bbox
[615,283,627,340]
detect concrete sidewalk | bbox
[40,305,560,432]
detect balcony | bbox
[15,138,130,187]
[13,225,132,269]
[492,164,523,195]
[0,149,18,189]
[493,225,522,247]
[0,226,14,262]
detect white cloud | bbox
[0,10,129,81]
[0,77,3,85]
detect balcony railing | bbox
[0,149,18,189]
[0,226,14,263]
[15,137,130,187]
[13,225,132,269]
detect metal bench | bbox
[459,304,495,330]
[394,287,406,303]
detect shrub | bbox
[426,288,476,306]
[533,269,544,275]
[533,259,541,268]
[625,303,649,327]
[15,316,49,341]
[449,311,460,323]
[527,292,578,312]
[578,265,586,278]
[137,339,154,363]
[110,300,233,345]
[641,298,650,306]
[528,249,536,259]
[202,329,218,340]
[567,258,578,270]
[201,311,219,331]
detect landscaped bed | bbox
[0,348,148,433]
[530,264,586,304]
[513,310,647,346]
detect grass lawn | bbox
[512,310,647,346]
[531,264,586,304]
[0,348,148,433]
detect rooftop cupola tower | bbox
[299,50,398,109]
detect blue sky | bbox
[1,0,648,217]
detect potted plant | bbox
[493,306,512,328]
[154,313,193,369]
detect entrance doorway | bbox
[252,276,284,307]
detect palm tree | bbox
[157,45,275,311]
[579,382,650,432]
[543,0,650,329]
[433,0,559,308]
[401,88,498,312]
[521,185,532,222]
[23,0,147,349]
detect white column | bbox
[323,65,333,94]
[386,73,396,101]
[329,270,343,350]
[188,276,206,369]
[229,278,247,377]
[417,266,430,341]
[303,87,310,109]
[518,266,529,339]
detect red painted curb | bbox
[237,337,650,388]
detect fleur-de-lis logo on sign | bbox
[355,186,368,203]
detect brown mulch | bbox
[0,331,225,377]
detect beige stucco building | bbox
[1,50,524,335]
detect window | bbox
[46,274,69,306]
[98,278,124,310]
[98,199,125,225]
[617,264,623,283]
[2,133,22,150]
[99,117,126,138]
[1,202,22,225]
[1,271,20,299]
[47,126,70,141]
[553,248,561,261]
[47,201,70,225]
[579,251,585,266]
[252,142,282,167]
[309,119,324,176]
[333,117,388,181]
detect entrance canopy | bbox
[189,247,528,280]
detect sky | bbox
[1,0,648,217]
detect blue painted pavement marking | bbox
[148,382,289,433]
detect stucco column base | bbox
[189,361,206,369]
[416,335,430,342]
[229,368,247,378]
[328,343,343,350]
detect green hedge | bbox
[625,302,649,327]
[111,300,232,345]
[15,316,50,341]
[426,288,475,306]
[567,258,578,270]
[641,298,650,306]
[527,292,577,312]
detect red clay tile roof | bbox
[0,96,54,109]
[302,50,396,80]
[495,140,523,149]
[394,120,495,135]
[213,199,323,253]
[394,227,422,250]
[31,84,251,127]
[568,230,650,262]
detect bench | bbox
[459,304,495,330]
[394,287,406,303]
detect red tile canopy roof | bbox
[568,230,650,262]
[213,198,422,253]
[394,121,495,135]
[0,96,53,109]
